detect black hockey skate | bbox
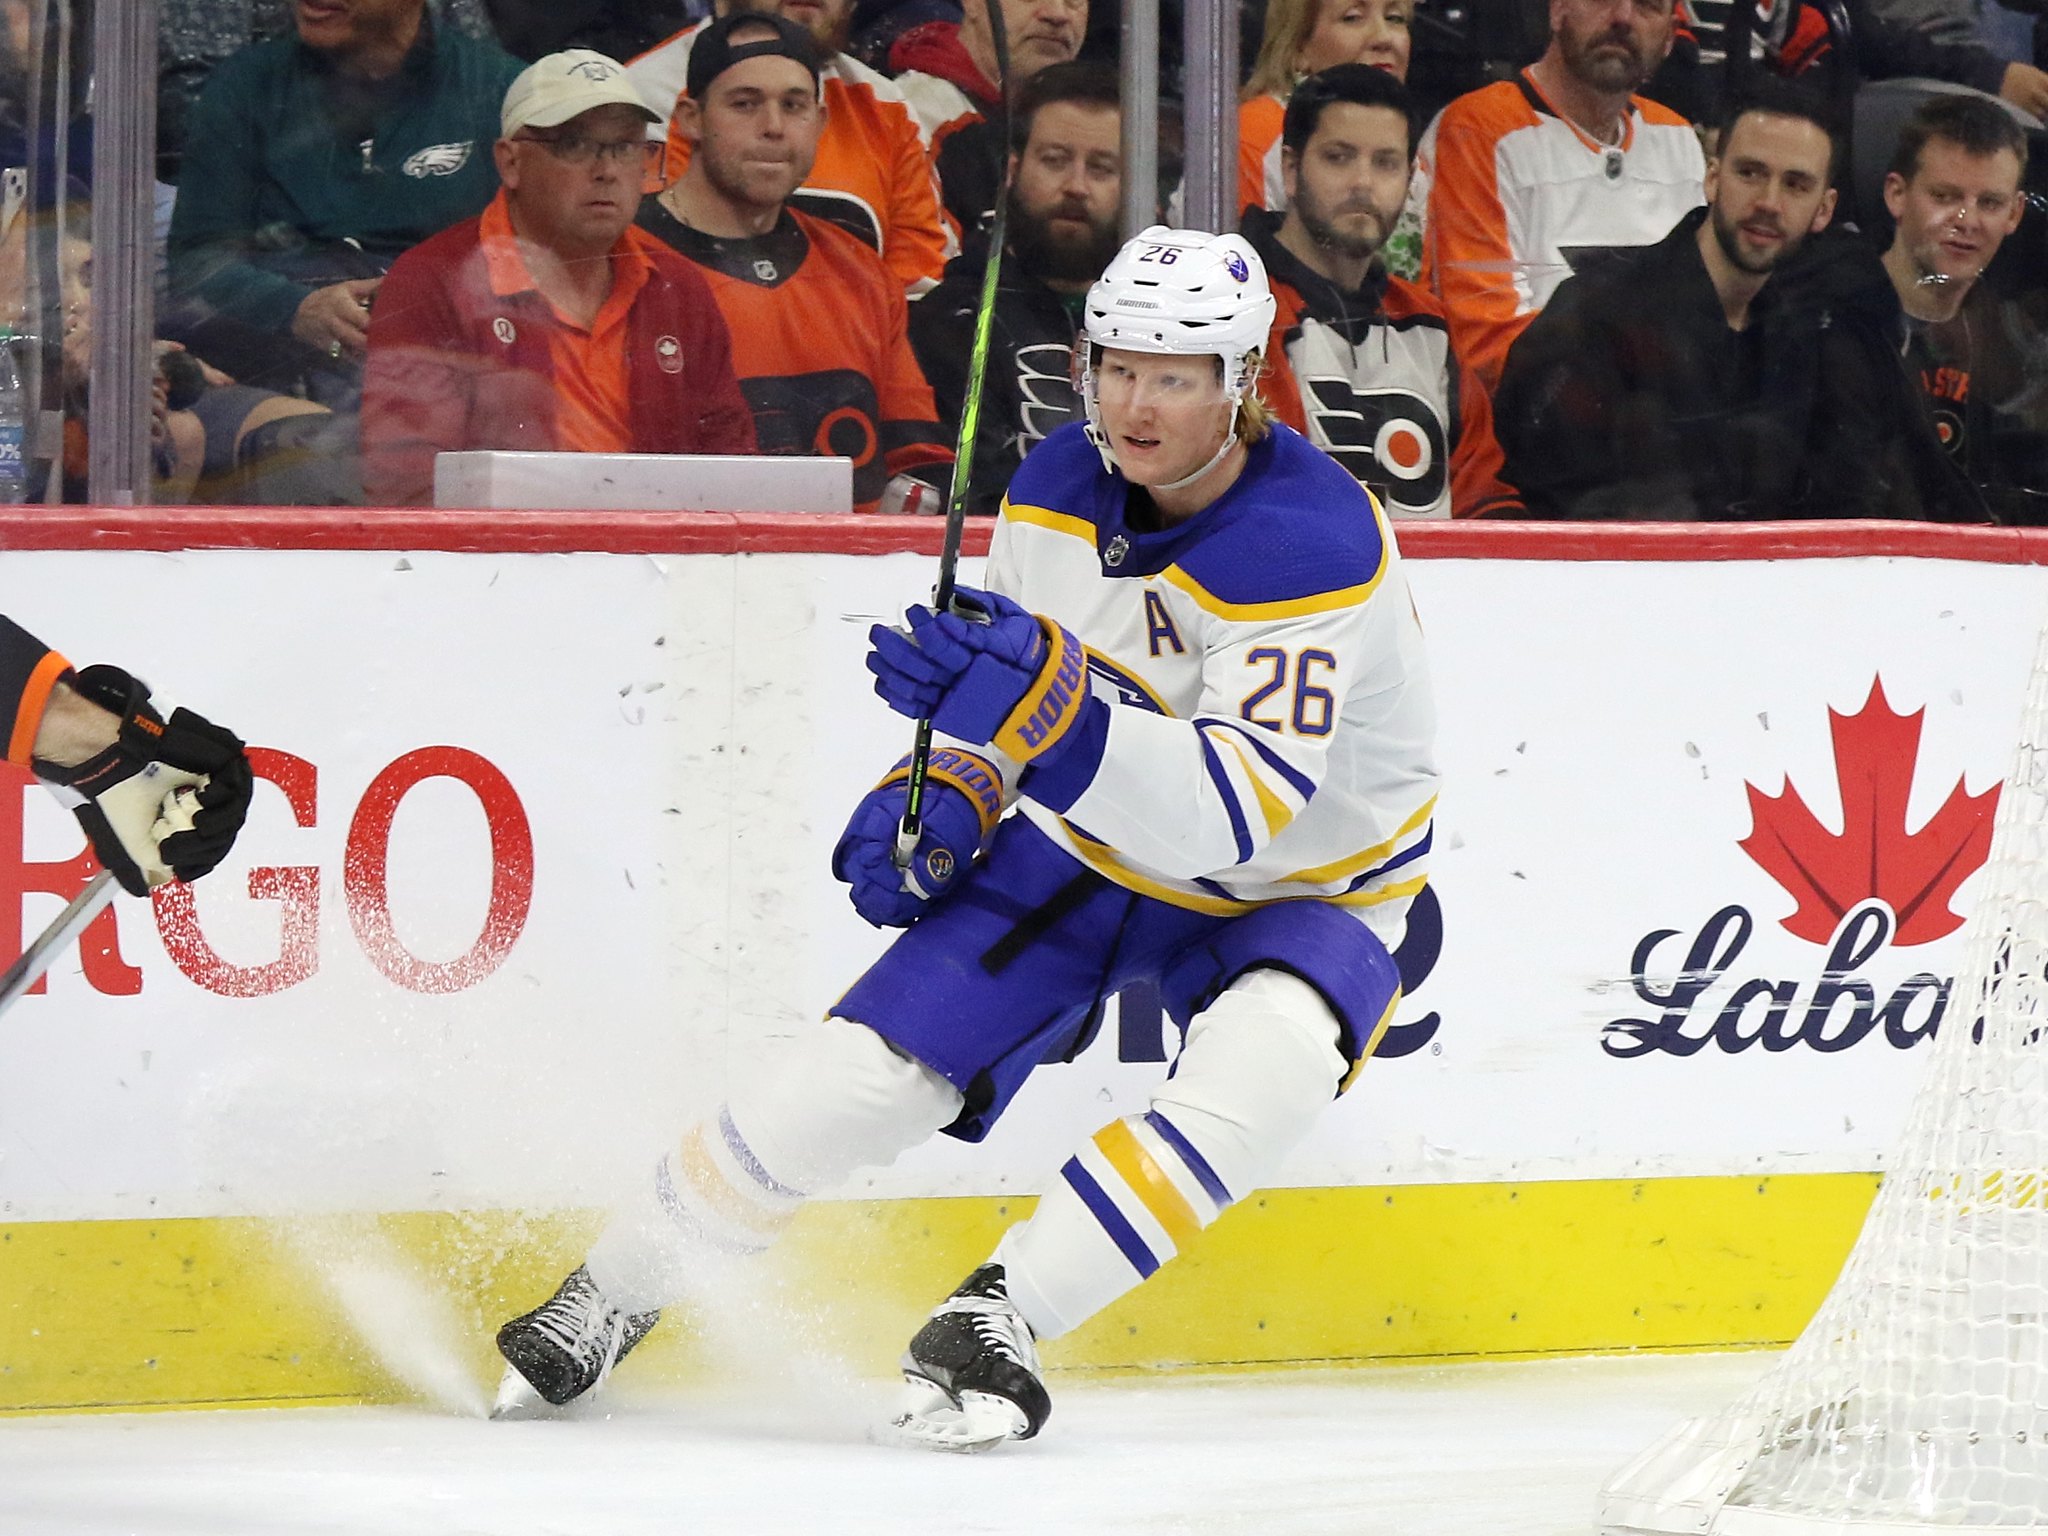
[878,1264,1051,1452]
[492,1265,660,1416]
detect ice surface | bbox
[0,1352,1773,1535]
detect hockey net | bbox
[1598,625,2048,1536]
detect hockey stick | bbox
[0,869,115,1017]
[894,0,1014,874]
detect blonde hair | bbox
[1244,0,1321,102]
[1236,353,1274,445]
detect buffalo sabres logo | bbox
[656,334,684,374]
[567,58,622,81]
[1225,252,1250,282]
[493,317,517,345]
[403,141,473,178]
[1104,534,1130,568]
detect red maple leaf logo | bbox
[1739,679,1998,947]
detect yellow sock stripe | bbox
[993,618,1089,761]
[1094,1118,1205,1252]
[1340,988,1404,1095]
[1214,732,1296,839]
[879,749,1004,841]
[679,1126,793,1238]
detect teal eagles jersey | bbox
[982,421,1439,946]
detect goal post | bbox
[1598,619,2048,1535]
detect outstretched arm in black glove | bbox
[30,665,253,895]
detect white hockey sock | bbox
[998,970,1347,1341]
[587,1018,963,1315]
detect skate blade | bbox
[489,1365,549,1421]
[872,1379,1029,1454]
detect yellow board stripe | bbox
[0,1174,1880,1412]
[1002,500,1097,544]
[1055,824,1429,915]
[1095,1118,1205,1252]
[680,1125,788,1238]
[1285,795,1437,885]
[1216,733,1295,838]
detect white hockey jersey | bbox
[978,421,1439,948]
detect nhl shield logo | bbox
[656,335,684,374]
[492,317,517,345]
[1104,534,1130,568]
[753,258,778,283]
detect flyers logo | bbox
[1301,380,1448,514]
[1014,342,1081,450]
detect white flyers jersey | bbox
[986,421,1439,947]
[1419,70,1704,390]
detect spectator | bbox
[1420,0,1707,393]
[471,0,699,62]
[165,0,523,406]
[1494,86,1984,520]
[891,0,1089,234]
[360,49,755,506]
[1881,94,2048,522]
[637,14,953,512]
[1244,65,1519,517]
[156,0,505,184]
[909,61,1120,514]
[628,0,956,295]
[1238,0,1411,218]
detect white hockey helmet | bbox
[1081,227,1277,478]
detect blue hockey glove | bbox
[866,587,1091,761]
[832,749,1005,927]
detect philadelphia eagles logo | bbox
[403,142,474,178]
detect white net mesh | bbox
[1600,620,2048,1534]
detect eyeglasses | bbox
[517,133,661,167]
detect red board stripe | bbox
[3,510,2047,563]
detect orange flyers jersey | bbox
[627,23,954,296]
[0,614,67,768]
[636,200,952,512]
[1238,92,1286,216]
[1419,71,1704,391]
[1254,230,1520,519]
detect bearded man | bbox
[909,62,1124,515]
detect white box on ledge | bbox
[433,452,853,514]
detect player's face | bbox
[1705,111,1835,276]
[965,0,1087,81]
[1094,348,1237,486]
[1549,0,1674,95]
[1007,102,1122,284]
[498,105,654,258]
[691,56,824,213]
[1297,0,1411,82]
[1884,138,2025,289]
[1282,102,1411,265]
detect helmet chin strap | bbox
[1150,403,1243,493]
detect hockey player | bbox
[1,616,251,895]
[494,226,1437,1451]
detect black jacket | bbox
[1494,206,1986,522]
[907,239,1088,516]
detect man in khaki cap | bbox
[362,49,756,505]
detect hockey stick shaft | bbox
[895,0,1013,870]
[0,868,115,1017]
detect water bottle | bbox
[0,329,25,504]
